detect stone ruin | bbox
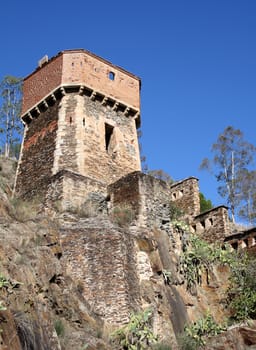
[13,49,254,325]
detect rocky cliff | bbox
[0,157,256,350]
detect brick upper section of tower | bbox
[22,49,141,116]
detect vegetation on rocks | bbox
[111,309,157,349]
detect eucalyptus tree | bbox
[0,76,23,158]
[200,126,256,223]
[237,169,256,225]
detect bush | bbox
[179,235,233,292]
[227,251,256,322]
[10,197,40,222]
[111,205,134,227]
[179,311,225,349]
[111,309,157,349]
[54,319,65,338]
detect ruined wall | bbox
[60,220,140,324]
[15,102,60,198]
[108,172,172,230]
[170,177,200,218]
[52,94,141,184]
[45,170,106,211]
[224,227,256,252]
[193,206,229,243]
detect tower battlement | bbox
[22,49,140,123]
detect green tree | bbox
[0,76,23,158]
[200,126,256,223]
[199,192,213,213]
[237,169,256,225]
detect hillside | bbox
[0,156,256,350]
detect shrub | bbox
[10,197,40,222]
[226,251,256,322]
[54,319,65,338]
[179,311,226,349]
[179,235,233,292]
[111,205,134,227]
[111,309,157,349]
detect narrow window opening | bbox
[83,118,85,126]
[108,71,115,81]
[105,123,114,151]
[69,117,73,124]
[200,220,205,229]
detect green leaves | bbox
[200,126,256,223]
[180,235,233,292]
[111,309,157,349]
[183,311,226,348]
[0,75,23,157]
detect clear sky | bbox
[1,0,256,208]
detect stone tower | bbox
[15,49,141,198]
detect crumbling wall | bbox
[170,177,200,218]
[45,170,107,212]
[193,206,229,243]
[224,227,256,252]
[108,172,171,230]
[60,220,140,325]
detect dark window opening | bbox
[200,220,205,229]
[105,123,114,151]
[83,118,85,126]
[69,117,72,125]
[108,71,115,81]
[231,242,238,250]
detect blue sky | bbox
[1,0,256,208]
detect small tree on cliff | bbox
[200,126,256,223]
[0,76,23,158]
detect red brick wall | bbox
[22,55,63,114]
[22,50,140,115]
[62,51,140,109]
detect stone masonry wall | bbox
[15,102,60,198]
[108,172,172,230]
[52,94,141,185]
[45,170,106,211]
[193,206,229,243]
[60,220,140,324]
[170,177,200,218]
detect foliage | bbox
[111,205,134,227]
[236,169,256,225]
[0,76,23,158]
[10,197,40,222]
[226,251,256,322]
[152,344,172,350]
[199,193,213,213]
[147,169,174,184]
[54,319,65,338]
[200,126,256,223]
[169,202,184,221]
[111,309,157,349]
[162,270,172,285]
[180,311,226,349]
[179,235,233,292]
